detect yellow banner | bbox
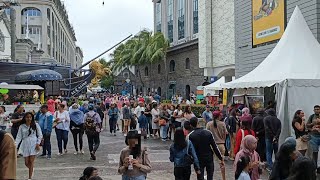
[252,0,285,46]
[222,89,228,106]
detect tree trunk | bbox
[136,65,145,93]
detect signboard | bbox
[222,89,228,105]
[252,0,285,46]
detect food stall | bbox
[0,83,43,113]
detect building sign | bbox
[252,0,285,46]
[70,81,88,97]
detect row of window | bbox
[143,58,190,76]
[156,0,198,42]
[21,26,41,35]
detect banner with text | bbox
[252,0,285,46]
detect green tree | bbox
[111,30,169,95]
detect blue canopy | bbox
[15,69,62,82]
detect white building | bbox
[0,10,11,60]
[198,0,235,82]
[1,0,83,68]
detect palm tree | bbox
[111,30,169,96]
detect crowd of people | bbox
[0,93,319,180]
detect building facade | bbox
[0,10,11,60]
[134,0,203,99]
[1,0,83,68]
[235,0,319,78]
[198,0,235,82]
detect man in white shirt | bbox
[134,101,145,118]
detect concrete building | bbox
[235,0,319,78]
[134,0,203,99]
[1,0,83,68]
[0,10,11,60]
[198,0,235,83]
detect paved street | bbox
[16,124,270,180]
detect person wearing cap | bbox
[38,105,53,159]
[84,104,102,160]
[206,111,228,158]
[202,105,213,123]
[118,130,151,179]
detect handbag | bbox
[153,118,159,124]
[159,119,167,126]
[184,140,194,165]
[52,112,58,129]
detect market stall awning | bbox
[0,84,43,90]
[203,76,225,96]
[15,69,62,83]
[222,6,320,89]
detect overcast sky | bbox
[64,0,154,64]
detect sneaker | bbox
[147,135,150,138]
[57,153,63,156]
[64,149,68,154]
[47,155,51,160]
[40,154,46,157]
[90,152,96,160]
[114,133,116,136]
[229,157,235,161]
[74,151,78,155]
[161,139,166,142]
[80,150,85,154]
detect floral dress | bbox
[15,123,43,157]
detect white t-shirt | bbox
[237,171,250,180]
[54,111,70,131]
[174,109,184,122]
[151,108,160,121]
[134,106,145,118]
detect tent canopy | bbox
[0,84,43,90]
[203,76,225,96]
[222,6,320,89]
[15,69,62,83]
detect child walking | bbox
[235,155,251,180]
[15,112,43,180]
[138,111,148,139]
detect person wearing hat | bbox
[202,105,213,123]
[206,111,228,158]
[118,130,151,179]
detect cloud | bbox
[64,0,153,65]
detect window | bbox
[169,60,175,72]
[177,0,185,40]
[144,67,149,76]
[21,26,41,35]
[156,3,161,32]
[22,8,41,16]
[185,58,190,69]
[193,0,199,34]
[167,0,173,43]
[158,64,161,74]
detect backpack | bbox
[84,113,97,135]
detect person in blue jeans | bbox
[54,103,70,155]
[263,108,281,170]
[306,105,320,173]
[170,128,200,180]
[38,105,53,159]
[160,105,170,141]
[108,103,119,136]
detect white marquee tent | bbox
[203,76,225,96]
[222,6,320,143]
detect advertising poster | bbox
[252,0,285,46]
